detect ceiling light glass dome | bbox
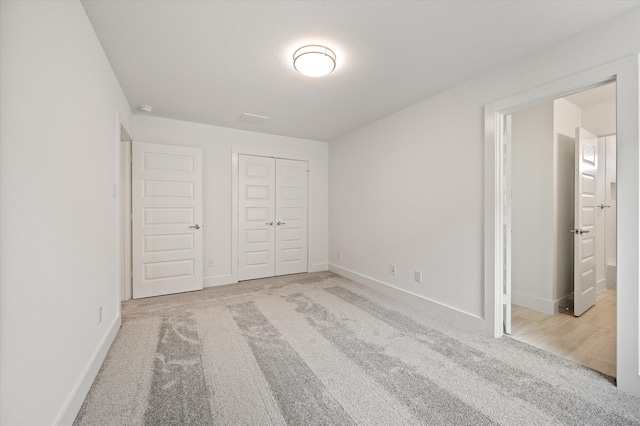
[293,45,336,77]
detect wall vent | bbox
[238,113,270,125]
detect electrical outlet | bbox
[98,306,103,324]
[390,264,396,275]
[208,258,215,268]
[414,270,423,283]
[337,250,341,259]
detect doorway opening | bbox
[485,54,640,395]
[506,83,617,377]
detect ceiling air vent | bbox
[238,113,270,125]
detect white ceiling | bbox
[564,82,616,108]
[82,1,640,142]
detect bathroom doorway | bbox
[508,83,617,377]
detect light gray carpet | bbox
[74,272,640,425]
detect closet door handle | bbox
[189,224,201,230]
[266,222,274,226]
[277,221,286,226]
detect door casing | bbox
[484,54,640,395]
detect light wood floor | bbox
[510,289,616,377]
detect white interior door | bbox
[238,155,308,281]
[132,142,203,298]
[275,158,308,276]
[573,127,598,316]
[239,155,276,281]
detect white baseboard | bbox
[596,278,607,293]
[309,262,328,273]
[511,291,555,315]
[204,266,328,288]
[204,274,234,288]
[55,314,121,426]
[329,264,483,332]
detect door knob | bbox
[189,224,201,229]
[266,222,274,226]
[277,221,286,226]
[569,228,590,234]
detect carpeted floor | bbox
[74,272,640,425]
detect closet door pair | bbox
[238,155,308,281]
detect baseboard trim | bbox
[596,278,607,293]
[512,291,555,315]
[204,274,234,288]
[309,263,328,273]
[204,266,328,288]
[55,314,121,426]
[329,264,483,332]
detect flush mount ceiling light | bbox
[138,104,154,112]
[293,45,336,77]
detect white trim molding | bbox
[330,264,484,332]
[55,315,121,425]
[203,274,235,288]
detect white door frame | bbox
[484,54,639,395]
[231,148,311,283]
[120,128,132,301]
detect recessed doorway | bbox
[505,83,617,377]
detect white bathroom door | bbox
[573,128,598,316]
[132,142,203,298]
[238,155,276,281]
[275,158,308,276]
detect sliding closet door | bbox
[275,159,308,276]
[238,155,276,281]
[238,155,308,281]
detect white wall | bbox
[583,99,617,136]
[605,136,617,287]
[508,98,579,314]
[509,96,608,314]
[0,1,132,425]
[605,136,618,262]
[553,99,581,306]
[510,101,555,313]
[132,115,328,287]
[329,6,640,390]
